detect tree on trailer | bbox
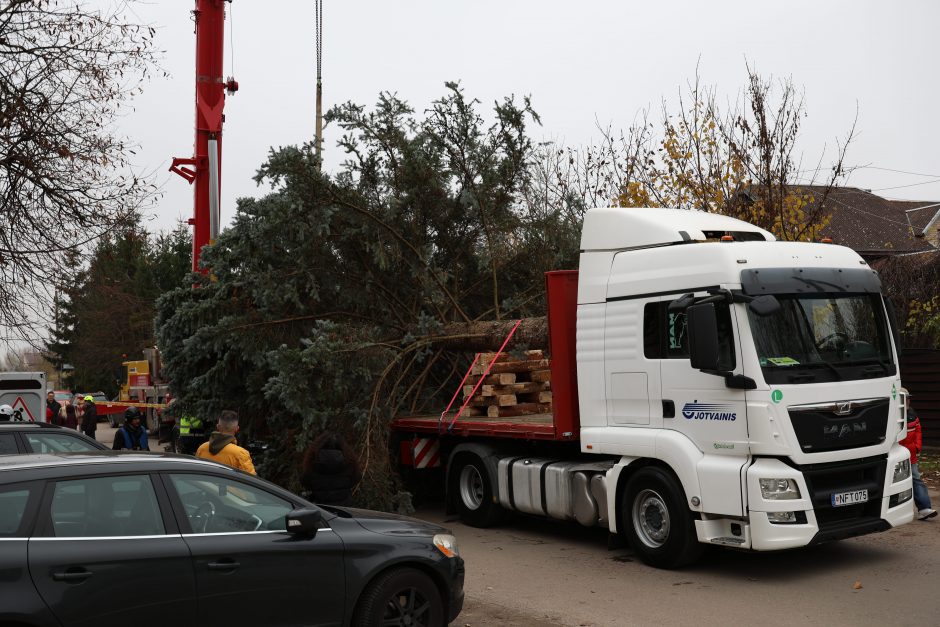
[392,207,914,569]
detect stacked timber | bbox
[460,350,552,418]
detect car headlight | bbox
[893,458,911,483]
[433,534,459,558]
[759,478,801,500]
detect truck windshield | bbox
[747,293,895,384]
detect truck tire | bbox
[622,466,703,569]
[449,455,504,528]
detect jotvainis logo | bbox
[682,401,737,421]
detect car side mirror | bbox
[688,303,720,371]
[286,507,322,537]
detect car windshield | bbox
[747,293,894,383]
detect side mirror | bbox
[747,294,781,317]
[688,303,720,371]
[286,507,322,537]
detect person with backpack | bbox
[112,407,149,451]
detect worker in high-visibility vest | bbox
[177,413,207,455]
[179,414,203,435]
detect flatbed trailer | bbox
[391,270,580,443]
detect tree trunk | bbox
[426,317,548,353]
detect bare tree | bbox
[721,66,856,240]
[0,0,159,344]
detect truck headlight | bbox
[893,459,911,483]
[433,534,460,558]
[759,478,800,500]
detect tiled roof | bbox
[787,186,939,255]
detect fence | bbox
[900,349,940,446]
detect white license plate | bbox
[831,489,868,507]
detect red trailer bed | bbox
[391,271,581,443]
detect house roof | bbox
[788,186,939,256]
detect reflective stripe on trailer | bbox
[412,438,441,469]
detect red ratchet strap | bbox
[442,319,522,432]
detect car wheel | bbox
[449,455,504,527]
[352,567,444,627]
[621,466,703,569]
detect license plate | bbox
[831,489,868,507]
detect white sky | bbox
[117,0,940,235]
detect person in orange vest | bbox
[195,410,256,475]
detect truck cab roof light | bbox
[820,237,833,244]
[720,235,734,242]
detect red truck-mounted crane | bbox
[170,0,237,273]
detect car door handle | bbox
[207,559,240,571]
[52,568,93,583]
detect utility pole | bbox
[315,0,323,166]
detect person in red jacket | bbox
[900,389,936,520]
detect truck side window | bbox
[644,300,736,370]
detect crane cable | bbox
[315,0,323,82]
[315,0,323,163]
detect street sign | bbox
[10,396,36,422]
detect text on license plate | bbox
[831,489,868,507]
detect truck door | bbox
[656,295,749,514]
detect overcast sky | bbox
[116,0,940,235]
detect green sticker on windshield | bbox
[767,357,800,366]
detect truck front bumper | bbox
[696,447,914,551]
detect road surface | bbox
[419,489,940,627]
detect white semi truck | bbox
[393,207,915,568]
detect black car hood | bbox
[324,505,449,537]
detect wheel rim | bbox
[459,464,484,511]
[632,488,670,548]
[382,586,433,627]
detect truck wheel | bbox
[352,567,444,627]
[622,466,703,569]
[450,455,503,527]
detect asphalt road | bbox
[418,490,940,627]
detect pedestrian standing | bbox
[900,388,937,520]
[63,400,78,430]
[195,411,256,474]
[113,407,149,451]
[46,391,61,425]
[300,431,360,505]
[80,395,97,441]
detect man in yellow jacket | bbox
[196,410,256,475]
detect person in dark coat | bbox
[46,391,61,426]
[300,432,361,505]
[80,395,97,440]
[113,407,149,451]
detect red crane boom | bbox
[170,0,238,273]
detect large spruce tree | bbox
[156,84,578,506]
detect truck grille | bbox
[788,398,889,453]
[800,455,886,530]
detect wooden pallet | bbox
[462,351,552,418]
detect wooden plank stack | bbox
[460,350,552,418]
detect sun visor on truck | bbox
[740,267,881,295]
